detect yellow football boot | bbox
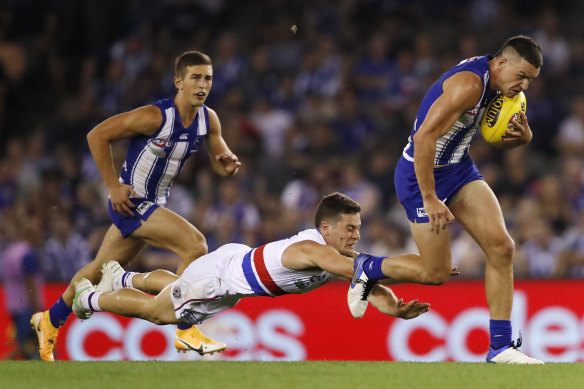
[30,311,59,361]
[175,326,226,355]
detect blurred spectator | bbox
[353,32,395,104]
[559,157,584,212]
[412,33,439,80]
[516,217,565,278]
[450,231,486,279]
[241,45,280,101]
[280,161,335,223]
[42,211,91,282]
[330,90,375,151]
[556,210,584,278]
[555,95,584,156]
[293,34,343,98]
[361,217,417,258]
[532,174,572,235]
[209,32,248,103]
[534,8,571,76]
[1,215,44,360]
[250,98,293,159]
[0,157,19,212]
[202,181,261,250]
[339,163,381,222]
[0,0,583,281]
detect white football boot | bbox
[487,336,544,364]
[73,278,95,320]
[96,260,124,293]
[347,254,376,319]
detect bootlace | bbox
[361,279,377,301]
[510,331,523,349]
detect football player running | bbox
[348,36,544,364]
[31,50,240,361]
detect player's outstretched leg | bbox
[347,253,384,318]
[95,260,227,355]
[487,335,544,364]
[30,311,59,362]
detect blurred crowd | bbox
[1,0,584,289]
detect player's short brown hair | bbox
[495,35,543,68]
[314,192,361,229]
[174,50,212,79]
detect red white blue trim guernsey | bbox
[242,229,335,297]
[402,55,498,165]
[119,98,209,205]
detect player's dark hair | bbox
[314,192,361,229]
[495,35,543,68]
[175,50,212,78]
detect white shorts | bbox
[169,243,250,324]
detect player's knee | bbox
[190,231,208,257]
[420,268,450,285]
[177,232,208,262]
[138,303,168,325]
[147,308,175,325]
[488,237,515,267]
[187,239,208,260]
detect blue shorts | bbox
[394,156,483,223]
[108,198,160,238]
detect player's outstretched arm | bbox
[205,108,241,177]
[281,241,355,277]
[368,284,430,319]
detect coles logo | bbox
[62,285,584,362]
[389,291,584,362]
[66,309,305,361]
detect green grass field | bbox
[2,361,583,389]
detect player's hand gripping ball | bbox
[480,91,527,144]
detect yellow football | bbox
[480,92,527,144]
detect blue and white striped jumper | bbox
[401,55,498,165]
[119,98,209,205]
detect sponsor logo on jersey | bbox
[294,273,328,289]
[173,286,181,299]
[416,207,428,218]
[148,138,172,158]
[179,133,188,140]
[152,138,172,148]
[190,136,204,153]
[135,201,154,215]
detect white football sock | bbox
[116,271,137,289]
[88,291,103,312]
[79,290,103,311]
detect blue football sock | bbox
[48,296,72,328]
[362,255,386,281]
[177,323,192,330]
[489,319,512,349]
